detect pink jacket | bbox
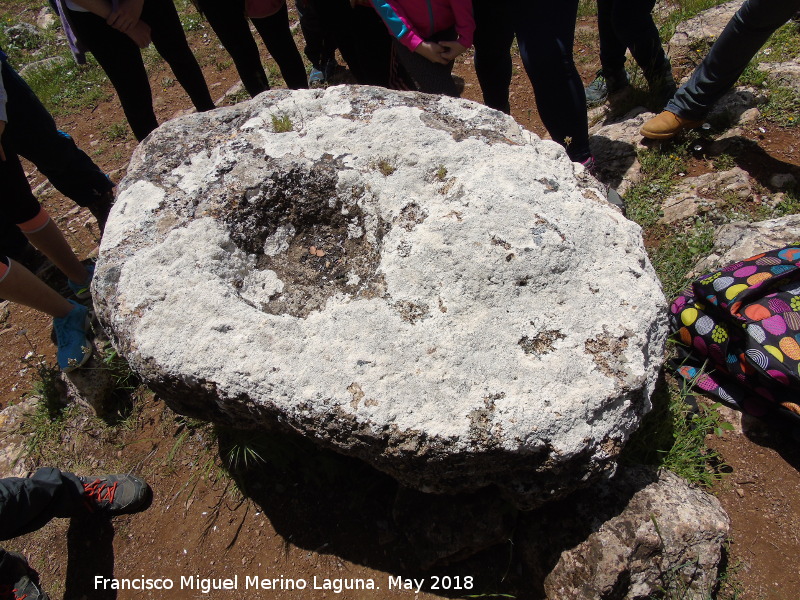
[371,0,475,51]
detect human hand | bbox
[126,20,152,48]
[439,40,466,62]
[414,41,448,65]
[0,120,6,161]
[107,0,145,33]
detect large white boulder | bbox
[95,86,668,508]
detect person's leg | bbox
[472,0,514,113]
[307,0,393,86]
[668,0,800,120]
[0,130,91,287]
[19,213,89,286]
[597,0,628,75]
[0,257,91,371]
[608,0,673,101]
[1,60,114,223]
[296,0,322,68]
[515,0,591,162]
[0,220,29,261]
[0,258,74,318]
[0,468,87,542]
[195,0,270,96]
[67,9,158,141]
[250,3,309,90]
[143,0,215,112]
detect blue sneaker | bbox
[53,300,91,372]
[308,67,325,88]
[68,263,94,300]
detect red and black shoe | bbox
[0,552,49,600]
[80,474,152,515]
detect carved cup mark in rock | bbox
[223,159,388,318]
[95,86,668,509]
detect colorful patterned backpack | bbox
[669,245,800,428]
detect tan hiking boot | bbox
[640,111,703,140]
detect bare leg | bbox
[0,260,73,318]
[23,220,89,285]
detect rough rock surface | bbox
[519,466,730,600]
[758,60,800,89]
[691,213,800,276]
[668,0,741,70]
[589,107,652,194]
[95,86,667,508]
[659,166,753,224]
[0,399,38,477]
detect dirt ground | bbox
[1,4,800,599]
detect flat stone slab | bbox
[95,86,667,508]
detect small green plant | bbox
[162,76,176,89]
[214,57,233,72]
[712,153,736,171]
[104,121,130,142]
[271,113,294,133]
[24,57,109,116]
[623,368,730,488]
[761,87,800,127]
[181,12,204,32]
[623,145,691,228]
[19,332,64,414]
[576,0,597,18]
[650,218,715,301]
[377,159,396,176]
[436,165,447,181]
[222,432,266,471]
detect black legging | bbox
[473,0,590,162]
[597,0,669,83]
[68,0,214,141]
[194,0,307,96]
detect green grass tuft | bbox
[271,113,294,133]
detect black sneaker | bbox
[0,552,49,600]
[80,474,152,515]
[585,68,629,107]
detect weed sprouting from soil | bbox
[622,366,731,488]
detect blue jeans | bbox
[668,0,800,119]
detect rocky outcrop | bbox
[659,166,753,224]
[668,0,742,71]
[691,214,800,276]
[520,466,730,600]
[95,86,667,508]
